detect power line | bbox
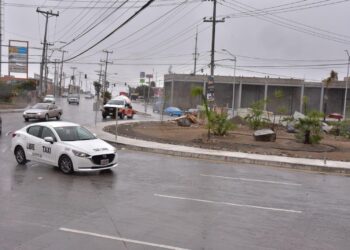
[220,0,350,45]
[64,0,156,62]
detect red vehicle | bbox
[102,96,136,119]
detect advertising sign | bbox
[8,40,29,76]
[206,76,215,102]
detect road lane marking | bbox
[154,194,302,214]
[59,227,190,250]
[200,174,301,186]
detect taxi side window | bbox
[27,126,42,138]
[41,127,57,141]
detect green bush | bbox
[338,121,350,138]
[210,112,236,136]
[244,99,270,130]
[295,111,323,144]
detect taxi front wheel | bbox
[15,146,27,165]
[58,155,74,174]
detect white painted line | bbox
[59,227,190,250]
[200,174,301,186]
[154,194,302,214]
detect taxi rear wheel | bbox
[15,146,27,165]
[58,155,74,174]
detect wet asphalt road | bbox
[1,97,350,250]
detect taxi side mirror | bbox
[44,137,54,144]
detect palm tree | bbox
[191,87,211,140]
[323,70,338,121]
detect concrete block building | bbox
[163,74,349,116]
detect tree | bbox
[323,70,338,121]
[191,87,212,140]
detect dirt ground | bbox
[104,121,350,162]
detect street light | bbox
[343,50,350,120]
[222,49,237,116]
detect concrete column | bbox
[170,79,174,106]
[320,82,324,112]
[231,83,235,110]
[264,84,268,110]
[238,80,242,108]
[300,84,305,112]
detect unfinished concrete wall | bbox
[304,87,321,112]
[164,81,203,110]
[214,83,233,108]
[266,86,301,115]
[327,88,344,114]
[241,85,264,108]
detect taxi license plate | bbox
[100,159,109,165]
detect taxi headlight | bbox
[72,150,90,158]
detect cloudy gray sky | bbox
[3,0,350,92]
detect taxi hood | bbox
[62,138,115,155]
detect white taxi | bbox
[11,121,118,174]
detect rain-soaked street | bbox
[1,98,350,250]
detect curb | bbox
[107,140,350,174]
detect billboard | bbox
[8,40,29,76]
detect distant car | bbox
[67,94,80,104]
[11,121,118,174]
[164,107,183,117]
[85,93,94,99]
[23,103,63,121]
[62,92,68,97]
[152,100,163,113]
[43,95,55,104]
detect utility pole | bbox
[58,49,67,96]
[43,42,53,95]
[343,50,350,119]
[37,8,59,97]
[193,27,199,75]
[53,59,59,97]
[0,0,2,77]
[204,0,224,76]
[78,71,83,93]
[70,66,77,93]
[101,50,113,104]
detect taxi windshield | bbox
[54,126,96,141]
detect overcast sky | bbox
[3,0,350,92]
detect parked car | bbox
[62,92,68,97]
[11,121,118,174]
[164,107,183,116]
[23,103,63,121]
[43,95,55,104]
[67,94,80,104]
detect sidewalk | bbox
[0,107,27,113]
[87,120,350,174]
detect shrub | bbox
[211,112,236,136]
[244,99,270,130]
[295,111,323,144]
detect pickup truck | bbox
[101,97,136,119]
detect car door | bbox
[39,126,59,165]
[48,104,55,118]
[25,125,43,162]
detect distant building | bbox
[164,74,350,116]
